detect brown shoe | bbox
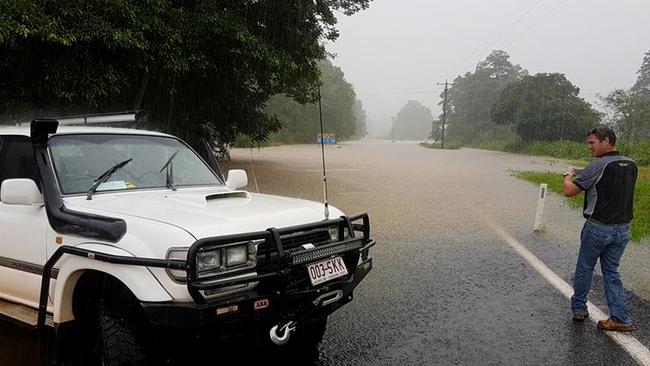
[597,318,634,332]
[573,312,589,321]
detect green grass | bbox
[419,141,462,150]
[473,139,519,152]
[233,134,290,148]
[475,140,650,167]
[515,168,650,242]
[520,141,591,161]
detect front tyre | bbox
[96,300,147,366]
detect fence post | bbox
[534,183,548,232]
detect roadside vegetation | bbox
[419,141,462,150]
[474,140,650,166]
[0,1,371,153]
[234,59,367,148]
[428,49,649,166]
[516,169,650,242]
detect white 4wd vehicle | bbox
[0,119,374,364]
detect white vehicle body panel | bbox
[63,187,341,239]
[52,243,173,323]
[0,200,47,302]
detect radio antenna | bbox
[317,85,329,220]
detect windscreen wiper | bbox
[86,158,133,200]
[159,150,179,191]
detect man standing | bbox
[563,126,638,332]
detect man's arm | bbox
[563,166,582,197]
[563,175,582,197]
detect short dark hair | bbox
[588,126,617,146]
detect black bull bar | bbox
[37,213,374,330]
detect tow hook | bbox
[313,290,343,307]
[269,320,297,345]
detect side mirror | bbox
[226,170,248,190]
[0,179,44,205]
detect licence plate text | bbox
[307,256,348,286]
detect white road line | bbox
[480,215,650,366]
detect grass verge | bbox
[419,141,462,150]
[474,140,649,167]
[515,168,650,242]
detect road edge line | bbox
[482,216,650,366]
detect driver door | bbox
[0,135,48,306]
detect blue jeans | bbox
[571,220,631,324]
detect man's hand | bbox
[563,166,576,177]
[563,167,581,197]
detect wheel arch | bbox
[53,245,173,324]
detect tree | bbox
[600,51,650,141]
[476,50,526,81]
[390,100,433,140]
[0,0,371,150]
[442,50,527,144]
[602,89,650,141]
[264,59,363,143]
[491,73,600,142]
[632,50,650,96]
[429,118,442,141]
[351,99,368,139]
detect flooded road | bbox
[3,139,650,365]
[224,140,650,365]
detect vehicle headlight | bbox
[166,248,188,281]
[226,245,248,267]
[329,226,350,241]
[328,227,338,241]
[197,250,222,272]
[195,241,257,279]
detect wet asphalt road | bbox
[3,139,650,365]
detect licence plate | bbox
[307,256,348,286]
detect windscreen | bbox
[49,134,222,195]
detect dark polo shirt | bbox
[573,151,638,224]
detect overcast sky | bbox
[326,0,650,135]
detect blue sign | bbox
[316,133,336,144]
[317,137,337,144]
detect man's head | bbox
[587,126,617,157]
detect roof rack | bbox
[10,111,145,126]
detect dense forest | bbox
[0,0,371,153]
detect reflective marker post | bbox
[534,183,548,231]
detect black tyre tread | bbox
[99,308,146,366]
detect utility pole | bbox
[395,117,399,142]
[436,80,451,149]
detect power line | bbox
[501,0,568,50]
[443,0,535,81]
[356,89,435,96]
[443,0,545,81]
